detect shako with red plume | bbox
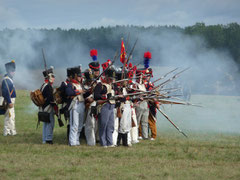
[89,49,100,71]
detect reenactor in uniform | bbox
[84,49,101,146]
[2,60,17,136]
[94,66,115,147]
[135,52,151,140]
[115,70,132,147]
[144,68,160,140]
[66,66,85,146]
[126,63,139,144]
[58,68,72,141]
[39,67,56,144]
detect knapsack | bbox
[30,83,47,107]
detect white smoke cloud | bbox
[0,26,239,134]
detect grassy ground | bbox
[0,90,240,180]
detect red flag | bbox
[120,39,126,64]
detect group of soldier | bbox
[1,49,161,147]
[38,49,160,147]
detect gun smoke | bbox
[0,27,239,134]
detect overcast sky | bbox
[0,0,239,29]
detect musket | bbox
[122,38,138,79]
[113,90,153,98]
[125,32,130,54]
[42,48,47,71]
[151,67,190,91]
[161,88,180,96]
[152,68,179,84]
[114,76,146,83]
[157,99,202,107]
[114,79,129,83]
[143,97,202,107]
[157,107,188,138]
[159,87,180,92]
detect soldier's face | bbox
[9,71,15,77]
[77,76,82,82]
[93,70,100,77]
[49,76,55,83]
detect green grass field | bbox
[0,90,240,180]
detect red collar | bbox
[71,79,79,84]
[44,79,53,85]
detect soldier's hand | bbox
[79,89,84,94]
[8,103,14,108]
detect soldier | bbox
[84,49,101,146]
[58,68,73,141]
[135,52,151,140]
[144,68,160,141]
[94,66,115,147]
[126,63,139,144]
[2,60,17,136]
[112,69,121,146]
[115,69,132,147]
[66,66,85,146]
[39,67,56,144]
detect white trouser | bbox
[130,107,138,143]
[3,98,16,136]
[112,109,119,146]
[85,103,98,146]
[136,101,149,139]
[69,101,85,146]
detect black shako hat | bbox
[67,68,72,77]
[42,66,55,78]
[70,66,82,77]
[105,68,115,78]
[89,61,100,71]
[115,68,128,81]
[5,60,16,72]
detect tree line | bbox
[0,23,239,69]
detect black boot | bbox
[67,124,70,142]
[46,140,53,144]
[117,133,122,146]
[122,133,128,147]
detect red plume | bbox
[90,49,98,57]
[144,51,152,59]
[133,65,137,71]
[107,59,112,64]
[102,62,109,71]
[128,63,133,68]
